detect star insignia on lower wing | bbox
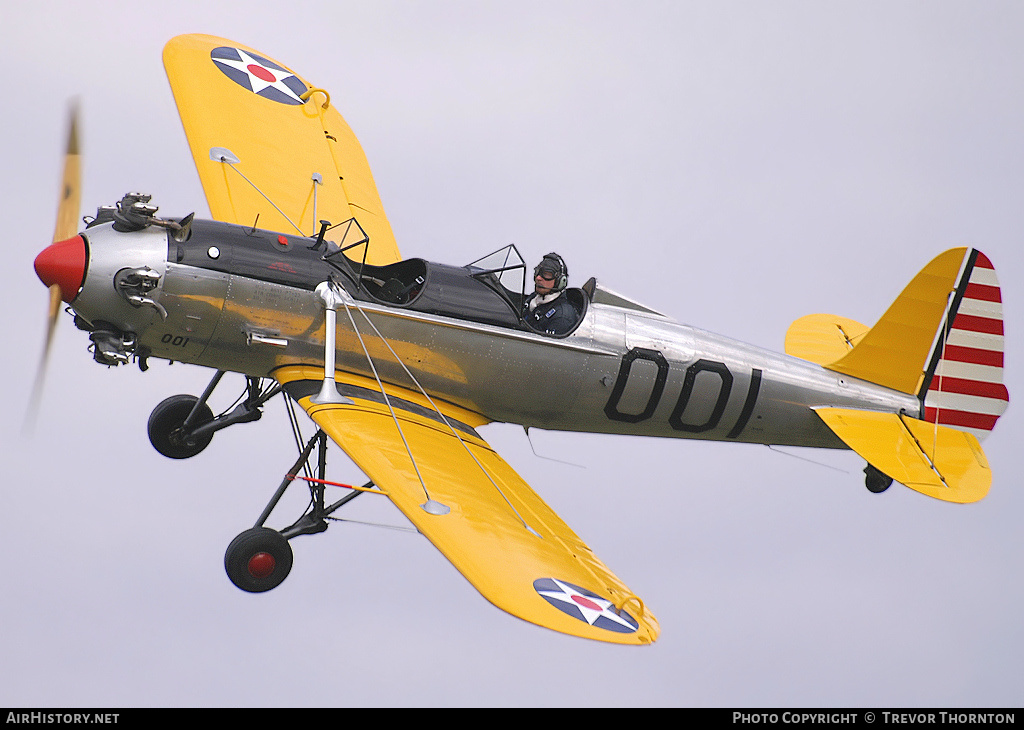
[533,578,639,633]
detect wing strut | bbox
[344,286,546,535]
[310,282,353,406]
[315,280,450,515]
[320,280,544,536]
[896,411,949,490]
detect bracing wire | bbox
[350,301,541,535]
[216,159,304,235]
[334,292,436,508]
[766,445,851,474]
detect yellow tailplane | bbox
[815,408,990,503]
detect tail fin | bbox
[825,248,1009,439]
[807,249,1007,503]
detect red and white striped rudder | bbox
[920,249,1009,440]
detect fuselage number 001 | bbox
[604,347,762,439]
[161,333,191,348]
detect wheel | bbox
[224,527,294,593]
[864,464,894,493]
[147,394,214,459]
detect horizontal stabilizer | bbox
[785,314,868,366]
[815,407,990,503]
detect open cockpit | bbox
[171,217,590,336]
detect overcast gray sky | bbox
[2,0,1021,707]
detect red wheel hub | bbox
[247,552,276,579]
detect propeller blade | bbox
[53,105,81,244]
[26,107,82,433]
[24,285,64,431]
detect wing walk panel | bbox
[163,34,401,265]
[274,366,658,644]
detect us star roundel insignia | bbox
[210,47,308,105]
[533,578,639,634]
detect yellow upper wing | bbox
[274,365,659,645]
[162,34,401,265]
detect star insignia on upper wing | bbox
[210,47,307,105]
[533,578,639,633]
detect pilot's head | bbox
[533,252,567,296]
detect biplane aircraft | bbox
[31,34,1009,645]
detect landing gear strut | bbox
[223,429,374,593]
[147,371,280,459]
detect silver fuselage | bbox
[72,220,919,449]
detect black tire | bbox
[148,394,214,459]
[224,527,293,593]
[864,464,894,493]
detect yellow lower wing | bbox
[815,407,991,503]
[275,366,659,644]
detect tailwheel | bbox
[224,527,293,593]
[864,464,894,493]
[148,394,214,459]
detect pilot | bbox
[524,252,576,335]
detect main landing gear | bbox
[224,527,294,593]
[147,370,377,593]
[147,371,280,459]
[223,429,375,593]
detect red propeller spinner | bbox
[34,235,86,302]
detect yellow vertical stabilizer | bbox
[825,249,967,394]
